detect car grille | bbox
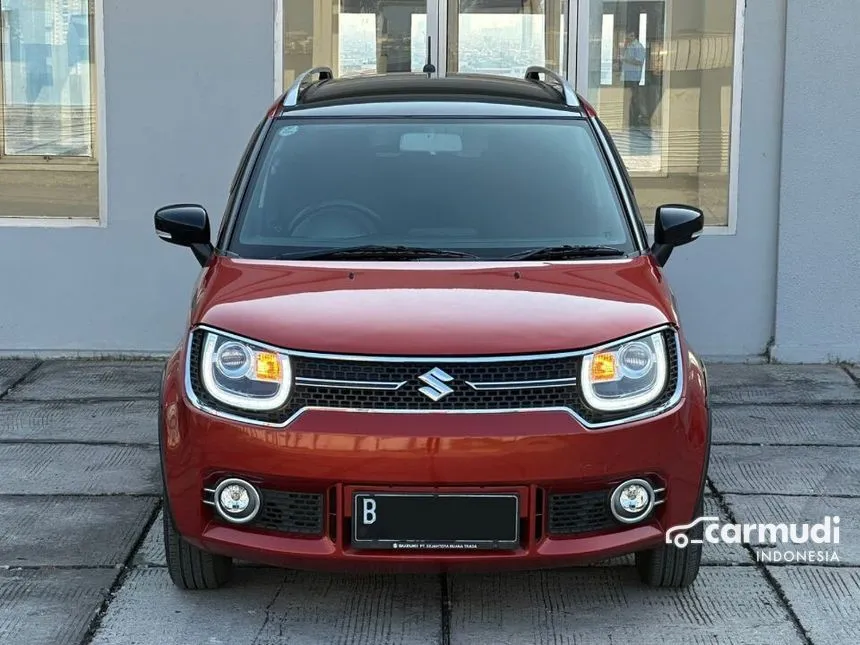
[547,490,617,536]
[290,355,578,411]
[251,489,324,535]
[187,328,679,426]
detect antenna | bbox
[422,36,436,77]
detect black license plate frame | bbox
[351,492,520,550]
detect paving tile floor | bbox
[0,359,857,644]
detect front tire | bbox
[635,498,704,589]
[163,504,233,590]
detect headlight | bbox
[580,331,669,412]
[199,331,292,411]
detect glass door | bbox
[281,0,441,87]
[575,0,740,228]
[440,0,570,77]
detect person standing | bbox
[621,30,647,128]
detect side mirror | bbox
[651,204,704,266]
[154,204,213,266]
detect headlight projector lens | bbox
[215,342,252,379]
[617,341,655,379]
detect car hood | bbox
[191,256,678,356]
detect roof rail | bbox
[523,66,579,108]
[283,67,335,107]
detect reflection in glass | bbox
[0,0,94,157]
[234,119,633,256]
[583,0,737,226]
[0,0,98,220]
[282,0,428,87]
[447,0,567,76]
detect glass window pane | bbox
[231,118,634,257]
[583,0,737,226]
[1,0,95,157]
[447,0,567,76]
[282,0,428,88]
[0,0,98,220]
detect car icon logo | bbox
[418,368,455,401]
[665,516,720,548]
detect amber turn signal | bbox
[254,351,282,382]
[590,352,618,382]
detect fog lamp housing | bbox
[609,478,655,524]
[212,478,261,524]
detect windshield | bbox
[228,117,636,259]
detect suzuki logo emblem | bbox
[418,368,455,401]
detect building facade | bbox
[0,0,856,362]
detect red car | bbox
[154,68,709,591]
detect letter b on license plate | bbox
[360,496,378,525]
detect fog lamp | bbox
[610,478,655,524]
[619,485,649,512]
[213,478,261,524]
[220,484,250,512]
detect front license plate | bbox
[351,493,520,550]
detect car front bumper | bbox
[159,349,710,573]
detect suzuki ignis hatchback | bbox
[154,68,710,591]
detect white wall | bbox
[0,0,275,354]
[771,0,860,363]
[659,0,784,359]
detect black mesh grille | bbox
[292,381,575,411]
[250,489,324,535]
[188,328,680,425]
[547,490,617,536]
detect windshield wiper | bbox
[503,245,627,261]
[274,245,481,261]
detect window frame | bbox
[216,116,271,250]
[572,0,745,236]
[0,0,104,227]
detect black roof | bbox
[297,73,578,110]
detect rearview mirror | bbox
[651,204,704,266]
[154,204,213,266]
[400,132,463,153]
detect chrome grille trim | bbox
[465,377,577,391]
[295,377,407,391]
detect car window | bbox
[229,117,635,258]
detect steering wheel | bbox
[286,200,383,238]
